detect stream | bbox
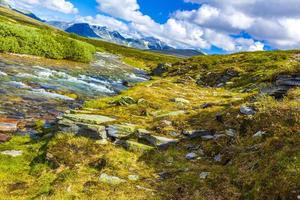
[0,52,149,134]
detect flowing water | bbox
[0,52,148,133]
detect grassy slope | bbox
[81,51,300,199]
[0,6,178,67]
[0,7,96,63]
[0,6,300,199]
[1,50,298,199]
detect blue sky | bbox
[6,0,300,54]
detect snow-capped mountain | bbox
[63,23,175,50]
[48,22,203,56]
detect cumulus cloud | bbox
[93,0,267,52]
[182,0,300,49]
[7,0,78,14]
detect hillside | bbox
[0,5,300,200]
[0,49,299,199]
[0,6,178,68]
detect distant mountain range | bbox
[0,4,203,57]
[47,21,203,57]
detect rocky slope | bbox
[1,50,299,199]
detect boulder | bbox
[0,133,11,143]
[152,63,171,76]
[63,114,115,125]
[240,106,256,115]
[183,130,213,140]
[137,131,178,149]
[185,152,198,160]
[99,173,126,185]
[106,124,136,139]
[58,118,107,140]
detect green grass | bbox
[0,21,96,63]
[0,6,179,68]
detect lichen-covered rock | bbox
[137,131,178,149]
[152,63,171,76]
[106,124,136,139]
[63,114,115,125]
[99,173,126,185]
[58,118,107,139]
[111,96,136,106]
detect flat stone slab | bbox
[58,118,107,139]
[1,150,23,157]
[63,114,115,125]
[138,131,178,149]
[0,118,18,133]
[183,130,213,140]
[106,124,136,139]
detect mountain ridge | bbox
[51,22,203,57]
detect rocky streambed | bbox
[0,52,148,137]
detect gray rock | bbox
[63,114,115,125]
[199,172,210,179]
[106,124,136,139]
[138,131,178,149]
[183,130,213,140]
[201,135,215,140]
[214,154,222,162]
[99,173,126,185]
[225,129,237,137]
[253,131,267,138]
[240,106,256,115]
[58,118,107,139]
[152,63,171,76]
[1,150,23,157]
[186,152,198,160]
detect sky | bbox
[4,0,300,54]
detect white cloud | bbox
[9,0,300,52]
[76,15,130,34]
[7,0,78,14]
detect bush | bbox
[0,22,96,62]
